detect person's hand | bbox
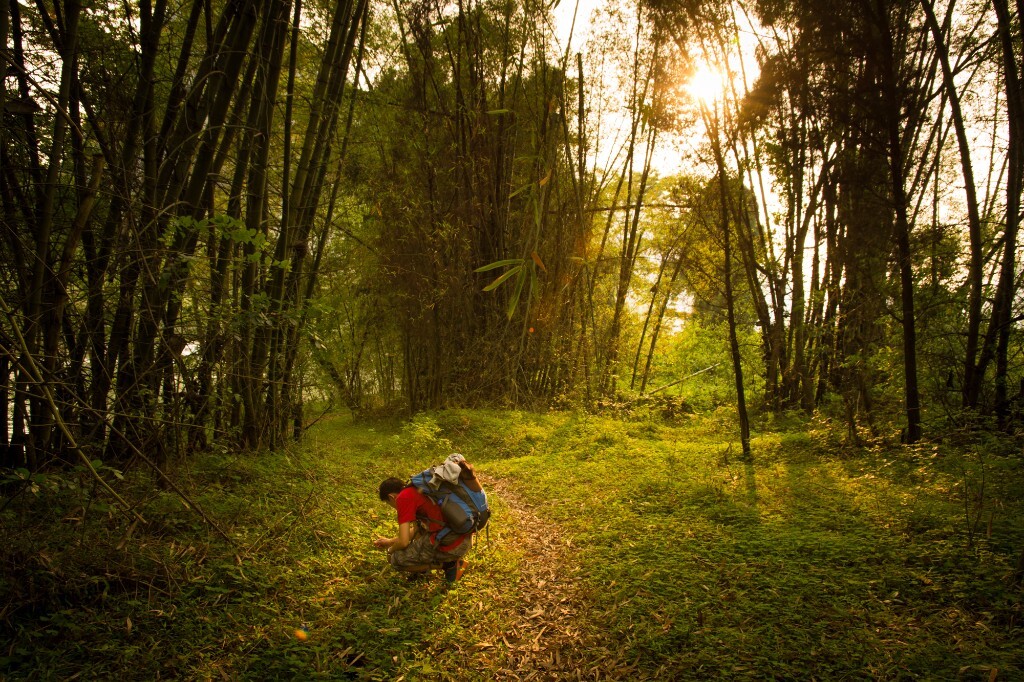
[373,537,390,549]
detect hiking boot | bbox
[442,559,467,582]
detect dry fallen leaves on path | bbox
[431,475,638,681]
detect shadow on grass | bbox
[743,459,758,510]
[240,562,456,679]
[10,411,1019,680]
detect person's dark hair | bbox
[378,477,406,501]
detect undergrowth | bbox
[0,409,1021,679]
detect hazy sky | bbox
[550,0,601,52]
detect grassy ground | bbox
[1,408,1022,679]
[460,409,1023,679]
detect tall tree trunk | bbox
[0,0,8,165]
[601,14,658,395]
[237,0,292,448]
[243,0,366,443]
[707,102,751,459]
[989,0,1023,425]
[82,0,169,448]
[874,0,922,442]
[24,0,81,460]
[604,123,656,395]
[921,0,985,409]
[836,135,889,441]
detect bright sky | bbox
[550,0,767,181]
[550,0,601,52]
[550,0,696,175]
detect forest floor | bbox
[1,407,1023,680]
[459,474,637,679]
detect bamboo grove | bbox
[0,0,369,466]
[1,0,1022,472]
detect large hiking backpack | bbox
[410,461,490,546]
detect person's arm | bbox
[373,521,416,551]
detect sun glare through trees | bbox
[2,0,1024,677]
[686,63,726,104]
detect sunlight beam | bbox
[686,63,726,105]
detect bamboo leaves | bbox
[475,251,549,321]
[478,259,524,291]
[476,258,530,320]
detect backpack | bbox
[410,462,490,546]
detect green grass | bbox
[447,409,1023,679]
[1,409,1022,680]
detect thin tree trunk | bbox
[921,0,985,408]
[25,0,81,458]
[631,250,670,390]
[640,254,685,394]
[989,0,1023,425]
[604,125,657,394]
[0,355,9,465]
[708,103,751,459]
[876,0,922,442]
[602,24,658,395]
[237,0,292,448]
[966,0,1023,421]
[0,0,8,162]
[82,0,168,448]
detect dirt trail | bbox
[470,475,638,680]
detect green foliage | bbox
[399,413,455,457]
[653,317,764,411]
[476,258,527,320]
[304,195,399,412]
[2,410,1022,679]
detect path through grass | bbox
[477,473,637,678]
[1,409,1022,679]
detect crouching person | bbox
[373,477,470,582]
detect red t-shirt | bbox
[395,487,466,550]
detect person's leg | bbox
[441,558,466,582]
[388,533,441,574]
[437,537,471,582]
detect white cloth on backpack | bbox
[428,453,466,488]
